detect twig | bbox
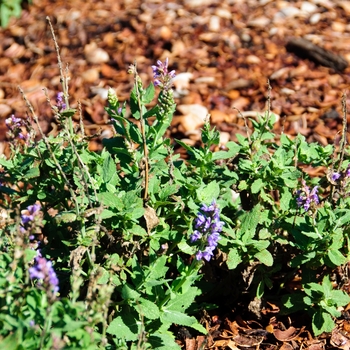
[133,62,149,201]
[233,106,251,143]
[46,16,70,109]
[337,92,348,172]
[18,87,80,215]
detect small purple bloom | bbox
[331,172,341,182]
[29,256,59,295]
[151,58,176,91]
[346,166,350,178]
[21,204,41,226]
[56,92,67,111]
[190,230,202,242]
[296,180,319,212]
[191,200,224,262]
[5,115,22,129]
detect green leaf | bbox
[102,154,116,183]
[280,188,292,211]
[327,249,347,266]
[165,286,200,312]
[98,192,120,208]
[55,211,77,224]
[256,280,264,299]
[312,309,335,336]
[227,248,242,269]
[281,293,307,313]
[0,332,19,349]
[60,108,77,118]
[121,284,140,301]
[239,204,261,242]
[24,167,40,179]
[138,297,160,320]
[255,249,273,266]
[329,290,350,307]
[106,312,141,341]
[335,209,350,226]
[251,178,263,194]
[212,141,240,160]
[149,254,169,276]
[148,333,181,350]
[161,310,206,333]
[142,83,155,104]
[196,181,220,204]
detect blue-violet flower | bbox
[29,255,59,296]
[151,58,176,91]
[191,201,224,262]
[296,180,319,211]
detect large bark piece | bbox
[286,37,348,72]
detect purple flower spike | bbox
[191,200,224,262]
[151,58,176,91]
[29,256,59,296]
[56,92,67,111]
[296,180,319,212]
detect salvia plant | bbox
[1,19,350,349]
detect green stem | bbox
[159,259,201,309]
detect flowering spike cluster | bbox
[29,253,59,296]
[296,180,319,211]
[190,201,224,262]
[5,114,30,142]
[56,92,67,111]
[20,203,42,235]
[151,58,176,92]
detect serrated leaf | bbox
[98,192,120,209]
[239,204,261,242]
[280,188,292,211]
[55,211,77,224]
[312,309,335,336]
[142,82,155,104]
[335,209,350,226]
[24,167,40,179]
[146,255,169,281]
[227,248,242,269]
[121,284,140,300]
[138,297,160,320]
[161,309,205,333]
[329,290,350,307]
[165,286,200,312]
[196,181,220,203]
[99,209,116,219]
[106,312,141,341]
[212,141,240,160]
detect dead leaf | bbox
[273,326,301,342]
[144,205,159,234]
[233,334,264,347]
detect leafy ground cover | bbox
[2,1,350,349]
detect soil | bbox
[1,0,350,348]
